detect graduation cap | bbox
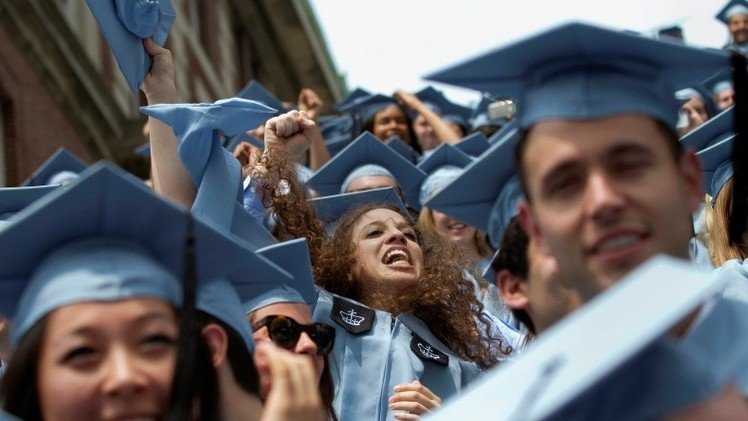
[717,0,748,24]
[320,114,354,139]
[335,87,372,112]
[140,98,276,231]
[487,119,520,145]
[21,147,87,187]
[680,106,734,151]
[85,0,176,93]
[453,132,491,156]
[307,132,426,207]
[337,94,400,122]
[657,25,684,42]
[425,22,729,131]
[470,95,508,131]
[385,135,420,163]
[426,128,523,248]
[414,86,473,127]
[429,256,729,420]
[0,185,59,221]
[240,238,319,313]
[416,143,474,208]
[309,187,410,234]
[703,69,735,99]
[0,163,291,352]
[324,133,354,158]
[697,134,735,204]
[236,80,291,114]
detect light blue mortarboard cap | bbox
[385,135,420,163]
[425,22,729,131]
[243,238,318,313]
[680,106,734,151]
[416,143,474,208]
[453,132,491,157]
[487,120,519,145]
[335,87,372,111]
[320,114,354,139]
[716,0,748,24]
[414,86,473,127]
[697,134,735,203]
[85,0,176,93]
[140,98,276,231]
[309,187,411,234]
[307,132,426,207]
[0,164,291,352]
[426,127,523,248]
[21,147,87,187]
[0,185,59,221]
[236,80,291,114]
[470,95,508,131]
[702,69,734,97]
[429,256,730,421]
[337,94,400,122]
[324,133,354,158]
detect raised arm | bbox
[254,110,326,244]
[394,89,461,144]
[140,39,196,209]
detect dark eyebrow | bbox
[66,311,174,337]
[605,142,654,160]
[541,159,582,189]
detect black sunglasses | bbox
[252,315,335,355]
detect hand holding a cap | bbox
[141,38,177,104]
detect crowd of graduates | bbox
[0,0,747,420]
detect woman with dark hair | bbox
[343,94,420,152]
[0,164,326,421]
[254,111,505,419]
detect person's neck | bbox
[218,366,264,421]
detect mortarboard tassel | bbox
[730,52,748,246]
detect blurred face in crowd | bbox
[519,114,702,301]
[346,175,399,193]
[351,208,424,290]
[498,237,582,334]
[431,209,476,247]
[37,298,177,421]
[372,106,411,142]
[714,88,735,110]
[250,303,324,398]
[413,114,441,151]
[728,13,748,44]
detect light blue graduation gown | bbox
[682,296,748,396]
[313,289,483,421]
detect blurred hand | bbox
[141,38,177,104]
[389,380,442,420]
[297,88,324,121]
[263,110,321,156]
[257,342,326,421]
[393,89,422,111]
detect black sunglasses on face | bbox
[252,315,335,355]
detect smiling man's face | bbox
[518,114,702,299]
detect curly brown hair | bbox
[253,147,506,368]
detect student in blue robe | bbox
[0,163,320,420]
[254,111,506,420]
[717,0,748,55]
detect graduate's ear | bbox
[496,269,530,311]
[678,149,705,214]
[201,323,229,368]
